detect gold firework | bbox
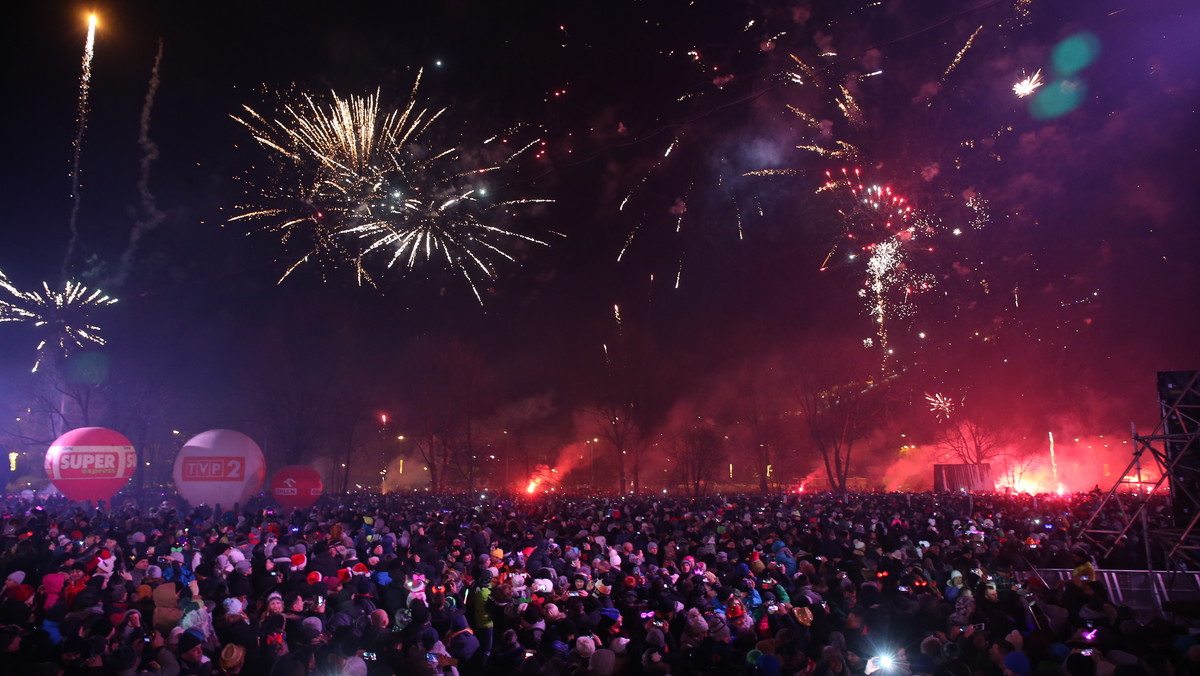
[231,72,550,301]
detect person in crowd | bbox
[0,489,1181,676]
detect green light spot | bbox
[1052,32,1100,76]
[1030,79,1087,119]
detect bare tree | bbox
[484,394,555,491]
[329,396,380,494]
[729,361,790,493]
[591,399,639,494]
[938,418,1010,466]
[589,310,672,495]
[254,380,328,469]
[997,440,1041,488]
[402,336,494,493]
[793,347,885,494]
[668,422,724,496]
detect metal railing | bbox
[1036,568,1200,612]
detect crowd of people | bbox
[0,490,1191,676]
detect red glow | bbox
[526,481,537,494]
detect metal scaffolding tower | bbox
[1078,372,1200,571]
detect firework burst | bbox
[0,269,118,372]
[231,72,551,302]
[1012,69,1044,98]
[925,392,956,420]
[819,169,939,354]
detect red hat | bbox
[352,562,369,575]
[99,549,112,560]
[726,601,746,619]
[337,568,352,582]
[290,554,306,569]
[749,551,760,562]
[522,547,535,559]
[307,572,322,585]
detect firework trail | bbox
[62,14,97,282]
[0,268,118,372]
[1048,431,1059,487]
[943,26,982,79]
[231,74,550,302]
[113,40,165,287]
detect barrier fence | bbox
[1034,568,1200,614]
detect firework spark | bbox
[62,14,97,281]
[819,169,940,353]
[943,26,982,79]
[1013,69,1044,98]
[837,85,865,127]
[0,269,118,372]
[231,74,550,302]
[926,393,955,420]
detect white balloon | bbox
[173,429,265,507]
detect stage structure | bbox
[933,463,994,492]
[1078,371,1200,577]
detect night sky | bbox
[1,0,1198,493]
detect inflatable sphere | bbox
[173,430,265,508]
[44,427,137,503]
[270,465,323,510]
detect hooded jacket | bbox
[152,583,185,634]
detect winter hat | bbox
[228,575,252,597]
[707,615,731,642]
[686,608,708,635]
[576,636,597,659]
[1002,651,1032,676]
[223,598,244,615]
[178,629,203,654]
[757,654,782,676]
[591,649,616,676]
[299,616,324,642]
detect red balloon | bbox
[270,466,323,510]
[44,427,137,503]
